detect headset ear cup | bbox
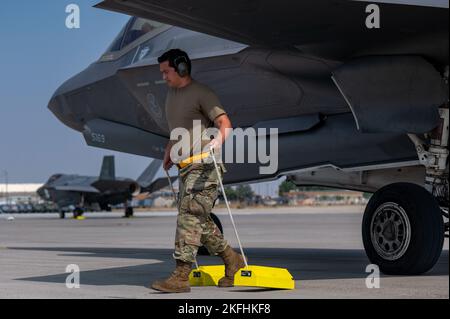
[178,62,188,77]
[173,56,189,77]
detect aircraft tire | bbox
[362,182,444,275]
[125,207,134,218]
[73,207,84,219]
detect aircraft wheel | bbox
[59,211,66,219]
[362,182,444,275]
[198,213,224,256]
[124,207,134,218]
[73,207,84,219]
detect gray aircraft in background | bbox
[48,1,448,275]
[37,156,175,219]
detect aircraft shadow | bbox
[10,247,448,288]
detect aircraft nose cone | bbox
[47,90,85,132]
[48,95,68,126]
[36,186,46,198]
[48,95,61,116]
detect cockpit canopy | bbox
[105,17,166,53]
[47,174,63,184]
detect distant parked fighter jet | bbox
[37,156,176,218]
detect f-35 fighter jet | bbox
[37,156,175,218]
[48,1,448,275]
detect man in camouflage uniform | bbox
[151,49,245,293]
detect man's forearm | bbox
[215,115,233,144]
[218,125,232,144]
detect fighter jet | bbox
[48,1,448,275]
[37,156,176,218]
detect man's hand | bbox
[163,141,174,171]
[163,156,173,171]
[208,138,221,151]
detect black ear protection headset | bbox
[173,55,189,77]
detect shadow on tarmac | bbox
[9,247,449,288]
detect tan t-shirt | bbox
[165,80,226,162]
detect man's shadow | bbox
[10,247,449,288]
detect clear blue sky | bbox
[0,0,281,195]
[0,1,150,183]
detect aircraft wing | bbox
[95,0,448,56]
[53,185,101,193]
[143,176,178,193]
[91,179,140,194]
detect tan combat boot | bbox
[151,260,192,293]
[218,246,246,287]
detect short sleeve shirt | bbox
[165,80,226,161]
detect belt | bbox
[177,152,211,169]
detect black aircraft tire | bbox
[59,211,65,219]
[125,207,134,218]
[198,213,224,256]
[362,182,444,275]
[73,207,84,218]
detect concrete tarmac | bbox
[0,206,448,299]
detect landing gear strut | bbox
[408,66,449,209]
[362,69,449,275]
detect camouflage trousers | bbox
[173,162,228,263]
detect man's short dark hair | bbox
[157,49,192,75]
